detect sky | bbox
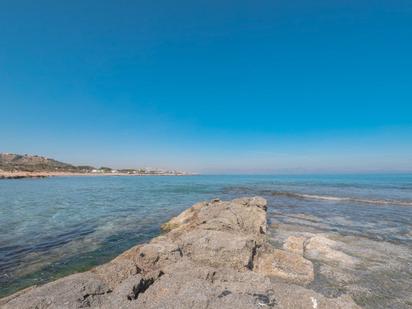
[1,0,412,173]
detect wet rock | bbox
[1,197,360,309]
[283,236,307,255]
[319,264,356,284]
[271,283,361,309]
[304,235,358,267]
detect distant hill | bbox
[0,153,188,176]
[0,153,79,172]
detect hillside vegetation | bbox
[0,153,80,172]
[0,153,187,175]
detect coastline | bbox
[1,175,411,308]
[0,171,193,179]
[0,197,360,309]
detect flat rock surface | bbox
[0,197,361,309]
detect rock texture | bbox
[0,197,361,309]
[254,248,314,285]
[304,235,358,267]
[283,236,306,255]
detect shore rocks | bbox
[254,248,314,285]
[283,236,306,255]
[0,172,49,179]
[180,229,257,270]
[0,197,361,309]
[304,235,358,267]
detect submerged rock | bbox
[283,235,307,255]
[0,197,361,309]
[304,235,358,267]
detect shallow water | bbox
[0,174,411,307]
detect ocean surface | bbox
[1,174,412,308]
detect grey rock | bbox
[0,197,361,309]
[254,247,315,285]
[179,229,257,271]
[1,273,110,309]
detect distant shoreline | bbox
[0,153,191,179]
[0,171,193,179]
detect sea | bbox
[0,174,411,308]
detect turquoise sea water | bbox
[1,174,412,307]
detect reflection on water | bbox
[0,174,411,308]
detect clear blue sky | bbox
[1,0,411,173]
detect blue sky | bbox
[1,0,411,173]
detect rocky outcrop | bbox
[0,197,361,309]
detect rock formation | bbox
[0,197,361,308]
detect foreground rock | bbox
[0,197,360,308]
[254,248,314,285]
